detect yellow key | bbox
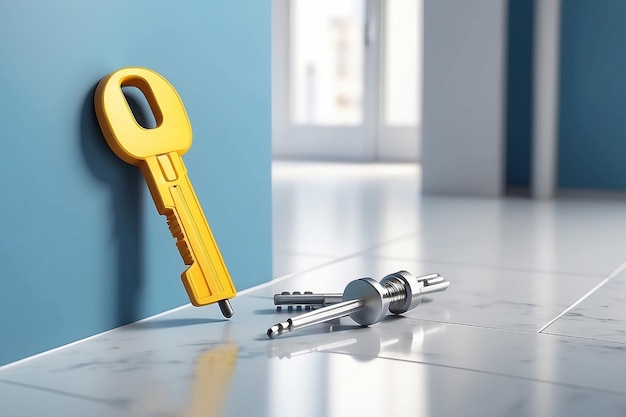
[93,67,237,317]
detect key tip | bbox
[218,300,234,318]
[267,322,288,339]
[267,325,281,339]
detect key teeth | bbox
[166,211,193,265]
[275,290,318,310]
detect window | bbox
[273,0,422,161]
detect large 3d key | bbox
[94,67,237,317]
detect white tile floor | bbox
[3,161,626,416]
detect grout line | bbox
[540,330,626,346]
[272,232,419,260]
[537,260,626,333]
[402,317,544,335]
[251,231,420,293]
[273,251,334,259]
[405,317,626,346]
[0,379,151,416]
[365,254,604,279]
[402,316,626,346]
[323,351,626,398]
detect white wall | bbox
[422,0,507,196]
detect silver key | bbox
[267,271,449,338]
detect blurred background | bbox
[272,0,626,199]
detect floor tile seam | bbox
[319,351,626,397]
[401,317,547,336]
[540,330,626,346]
[272,251,335,259]
[254,260,368,294]
[265,231,421,277]
[242,293,275,300]
[243,257,361,294]
[363,254,606,279]
[401,317,626,348]
[223,232,421,299]
[271,230,421,259]
[0,379,149,416]
[537,260,626,333]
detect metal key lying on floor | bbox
[267,271,449,338]
[94,67,237,318]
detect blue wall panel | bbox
[505,0,534,189]
[0,1,272,365]
[559,1,626,190]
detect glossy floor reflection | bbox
[3,161,626,416]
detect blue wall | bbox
[0,1,272,365]
[559,1,626,190]
[505,0,534,189]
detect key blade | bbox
[267,299,365,338]
[143,154,237,312]
[181,263,226,307]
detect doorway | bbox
[272,0,422,162]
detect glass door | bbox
[378,0,421,161]
[273,0,420,161]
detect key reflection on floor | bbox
[267,323,437,416]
